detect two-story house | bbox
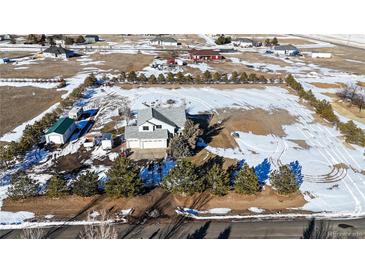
[125,106,186,149]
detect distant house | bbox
[0,58,11,64]
[45,117,76,145]
[101,133,113,150]
[85,35,100,44]
[125,106,186,149]
[273,44,300,56]
[311,52,332,58]
[68,106,83,120]
[43,45,75,59]
[233,38,262,47]
[188,49,223,62]
[150,37,179,46]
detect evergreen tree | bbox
[271,37,278,46]
[176,72,185,83]
[65,36,75,45]
[230,71,239,83]
[202,70,212,83]
[75,35,85,44]
[138,73,148,83]
[194,74,202,84]
[127,71,137,82]
[168,135,192,158]
[105,157,143,197]
[161,159,202,195]
[213,72,221,82]
[221,74,228,83]
[148,74,157,84]
[182,119,203,150]
[157,73,166,83]
[264,38,271,47]
[270,165,299,195]
[7,171,39,199]
[205,164,230,196]
[239,72,248,83]
[119,72,126,82]
[166,72,175,83]
[46,175,69,198]
[73,171,100,197]
[234,163,259,194]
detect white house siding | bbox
[138,121,155,132]
[127,139,140,149]
[46,133,64,144]
[311,52,332,58]
[43,52,67,59]
[148,118,176,134]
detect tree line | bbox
[0,74,98,170]
[115,70,282,85]
[285,74,365,147]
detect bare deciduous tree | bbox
[80,211,118,239]
[20,227,45,239]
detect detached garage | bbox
[45,117,76,145]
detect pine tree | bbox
[270,165,299,195]
[73,171,100,197]
[7,171,39,199]
[157,73,166,83]
[168,135,192,158]
[105,157,143,197]
[138,73,148,83]
[202,70,212,83]
[167,72,175,83]
[234,163,259,194]
[194,74,202,84]
[46,175,69,198]
[127,71,137,82]
[271,37,278,46]
[239,72,248,83]
[206,164,230,196]
[176,72,185,83]
[182,119,203,150]
[75,35,85,44]
[213,72,221,82]
[221,74,228,83]
[161,159,201,195]
[148,74,157,84]
[230,71,239,83]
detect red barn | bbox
[188,49,223,62]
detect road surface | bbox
[1,217,365,239]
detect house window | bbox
[156,125,162,129]
[143,126,149,131]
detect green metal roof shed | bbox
[46,117,75,135]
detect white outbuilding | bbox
[311,52,332,58]
[101,133,113,150]
[68,106,83,120]
[45,117,76,145]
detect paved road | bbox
[1,217,365,239]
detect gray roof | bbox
[125,126,168,139]
[151,36,177,43]
[44,46,73,55]
[273,44,299,51]
[136,106,186,128]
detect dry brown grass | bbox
[309,82,343,89]
[357,81,365,87]
[302,45,365,75]
[0,51,33,58]
[90,52,154,72]
[208,108,298,149]
[0,57,83,78]
[0,86,64,135]
[323,92,365,124]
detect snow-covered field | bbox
[90,85,365,217]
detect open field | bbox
[0,86,64,135]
